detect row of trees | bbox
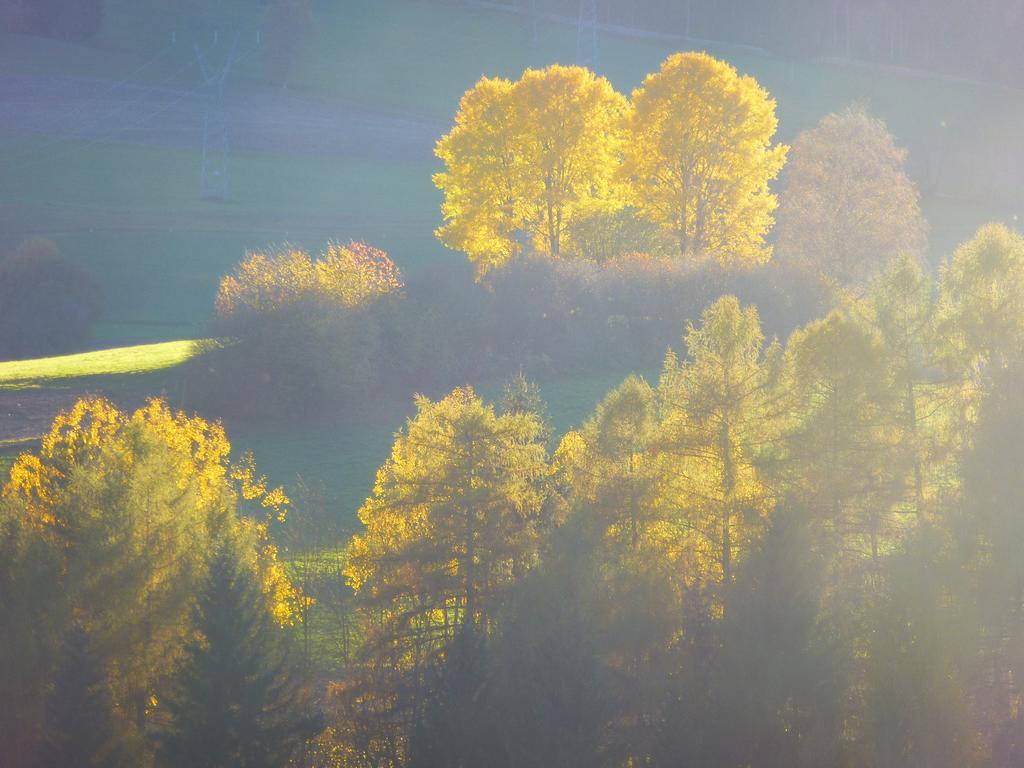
[196,240,829,419]
[436,53,927,290]
[0,398,319,767]
[6,222,1021,766]
[324,222,1024,766]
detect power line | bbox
[19,43,177,133]
[5,41,260,179]
[522,0,539,47]
[3,56,199,172]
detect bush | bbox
[565,207,675,263]
[0,239,103,360]
[197,243,403,419]
[216,241,403,317]
[483,253,829,372]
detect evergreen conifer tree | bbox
[157,543,320,768]
[36,625,127,768]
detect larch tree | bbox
[434,66,626,275]
[499,370,553,446]
[936,223,1024,379]
[782,311,906,564]
[776,105,927,287]
[621,51,788,266]
[868,254,946,516]
[934,224,1024,459]
[0,509,65,766]
[950,360,1024,758]
[658,296,782,588]
[345,386,549,661]
[555,375,663,555]
[552,377,678,764]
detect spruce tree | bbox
[157,543,320,768]
[36,625,127,768]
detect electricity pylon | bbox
[193,30,239,201]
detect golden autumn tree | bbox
[514,65,627,259]
[622,52,787,266]
[1,397,297,740]
[776,105,927,286]
[435,65,626,275]
[345,386,549,660]
[658,296,782,587]
[434,77,523,276]
[555,375,664,554]
[868,254,949,516]
[936,223,1024,379]
[337,387,549,767]
[931,223,1024,456]
[782,311,907,563]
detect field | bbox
[2,0,1021,527]
[0,339,203,386]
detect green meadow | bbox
[0,339,203,387]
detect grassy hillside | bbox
[0,340,204,388]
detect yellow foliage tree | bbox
[781,311,907,563]
[937,223,1024,378]
[868,254,949,516]
[345,386,549,663]
[554,375,665,554]
[435,65,626,275]
[622,52,787,265]
[514,65,627,259]
[658,297,782,588]
[434,77,524,276]
[2,397,298,728]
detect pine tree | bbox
[36,625,128,768]
[157,543,320,768]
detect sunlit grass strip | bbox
[0,339,210,387]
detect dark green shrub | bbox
[0,239,103,360]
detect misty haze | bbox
[2,2,1024,767]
